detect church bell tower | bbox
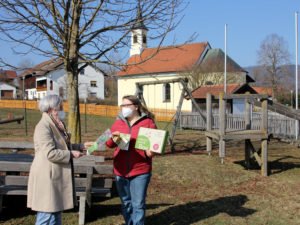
[130,5,148,56]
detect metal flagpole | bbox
[224,24,227,93]
[296,12,299,140]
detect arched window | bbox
[163,83,171,102]
[133,35,138,43]
[143,35,147,44]
[50,80,53,90]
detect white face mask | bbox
[122,107,133,118]
[58,110,66,120]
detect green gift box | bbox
[135,127,168,154]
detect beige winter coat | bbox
[27,113,79,212]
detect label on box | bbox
[87,129,111,155]
[135,127,168,154]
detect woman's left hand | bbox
[71,150,83,158]
[83,142,94,150]
[145,150,155,158]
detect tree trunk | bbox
[66,70,81,143]
[65,0,82,143]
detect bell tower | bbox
[130,5,148,56]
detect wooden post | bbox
[169,87,185,152]
[206,93,212,155]
[0,195,2,213]
[84,99,87,134]
[23,100,28,136]
[261,99,268,176]
[244,97,251,168]
[79,196,86,225]
[219,92,226,164]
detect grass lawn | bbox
[1,108,300,225]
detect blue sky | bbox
[167,0,299,67]
[0,0,299,68]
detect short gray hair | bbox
[39,94,63,112]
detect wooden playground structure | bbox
[134,78,300,177]
[205,93,270,176]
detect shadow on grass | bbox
[146,195,256,225]
[269,156,300,174]
[0,195,255,225]
[86,202,173,223]
[0,196,35,222]
[234,155,300,175]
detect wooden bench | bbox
[0,116,24,125]
[0,154,113,225]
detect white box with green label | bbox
[135,127,168,154]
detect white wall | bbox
[232,98,245,114]
[27,88,37,100]
[34,64,105,100]
[118,74,192,111]
[0,82,16,99]
[78,65,105,100]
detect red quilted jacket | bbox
[106,114,157,177]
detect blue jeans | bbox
[115,173,152,225]
[36,211,62,225]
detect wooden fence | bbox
[180,112,298,139]
[0,100,177,122]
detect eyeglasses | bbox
[120,103,134,107]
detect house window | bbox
[90,92,97,97]
[143,34,147,44]
[205,81,213,85]
[59,87,64,98]
[133,35,138,43]
[90,81,97,87]
[163,83,171,102]
[80,68,85,75]
[50,80,53,90]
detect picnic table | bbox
[0,150,113,225]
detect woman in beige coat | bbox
[27,95,88,225]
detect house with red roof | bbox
[190,83,273,114]
[20,58,105,100]
[118,41,211,111]
[118,16,253,111]
[191,83,255,114]
[0,69,18,99]
[0,69,17,81]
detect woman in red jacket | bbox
[106,95,156,225]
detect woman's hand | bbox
[83,142,94,150]
[71,150,83,158]
[112,131,121,144]
[145,150,155,158]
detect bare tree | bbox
[17,59,35,74]
[183,55,241,90]
[0,0,183,142]
[257,34,291,100]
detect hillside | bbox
[245,64,297,88]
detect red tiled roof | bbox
[20,58,63,77]
[0,70,17,79]
[191,83,257,99]
[118,42,210,76]
[252,86,273,96]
